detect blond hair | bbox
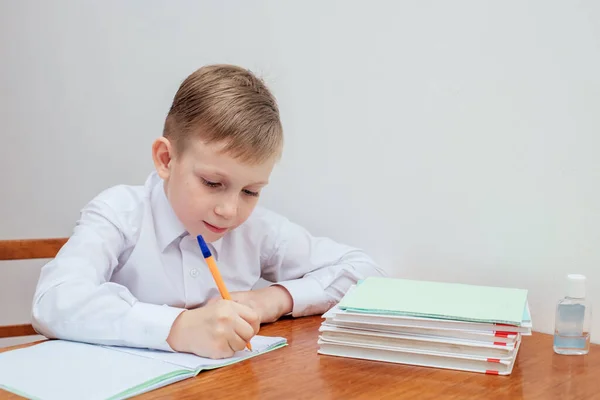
[163,64,283,164]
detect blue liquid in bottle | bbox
[553,275,592,355]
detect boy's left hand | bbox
[227,286,293,324]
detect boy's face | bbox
[153,137,276,242]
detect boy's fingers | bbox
[231,301,259,322]
[232,302,260,334]
[229,334,248,353]
[233,316,255,343]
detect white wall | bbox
[1,0,599,345]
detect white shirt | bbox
[32,172,384,351]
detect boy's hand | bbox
[228,286,294,324]
[166,300,259,359]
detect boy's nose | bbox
[214,196,237,220]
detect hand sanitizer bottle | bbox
[553,274,592,355]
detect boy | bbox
[32,64,384,359]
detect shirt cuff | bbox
[276,277,337,317]
[125,302,185,351]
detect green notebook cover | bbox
[339,277,528,326]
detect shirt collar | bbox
[150,173,187,252]
[210,237,223,261]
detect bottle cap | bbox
[566,274,586,298]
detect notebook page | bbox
[0,340,187,400]
[339,277,528,325]
[105,335,287,370]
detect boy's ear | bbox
[152,137,174,180]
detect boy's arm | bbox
[32,198,184,351]
[259,210,386,317]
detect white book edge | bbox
[321,321,518,344]
[319,325,517,351]
[317,339,522,375]
[318,333,516,360]
[318,337,516,363]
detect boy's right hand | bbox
[166,300,259,359]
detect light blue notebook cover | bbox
[339,277,528,326]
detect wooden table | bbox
[1,316,599,399]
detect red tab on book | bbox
[487,358,501,363]
[494,332,511,338]
[493,342,507,346]
[485,370,499,375]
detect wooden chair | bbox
[0,238,68,339]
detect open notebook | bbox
[0,335,286,400]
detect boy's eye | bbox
[201,178,221,188]
[243,189,259,197]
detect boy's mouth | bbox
[203,221,227,234]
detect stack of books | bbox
[318,277,531,375]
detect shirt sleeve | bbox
[31,196,184,351]
[259,210,386,317]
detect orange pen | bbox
[197,234,253,351]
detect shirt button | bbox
[190,269,199,278]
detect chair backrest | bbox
[0,238,68,339]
